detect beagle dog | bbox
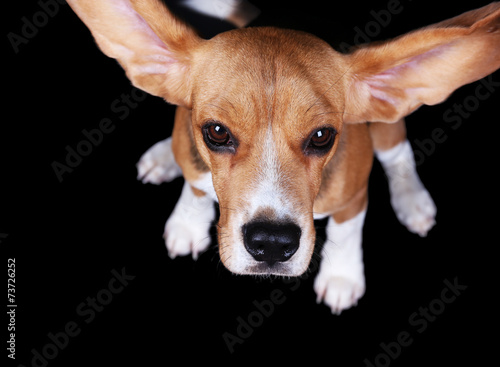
[67,0,500,313]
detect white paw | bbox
[377,140,437,237]
[164,182,216,260]
[164,216,212,260]
[390,187,436,237]
[314,275,365,315]
[314,212,367,314]
[136,137,182,184]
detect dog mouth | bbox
[227,252,313,277]
[245,261,297,276]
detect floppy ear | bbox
[67,0,203,107]
[343,2,500,123]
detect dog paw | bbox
[137,137,182,184]
[390,187,436,237]
[314,275,365,315]
[164,217,212,260]
[164,182,216,260]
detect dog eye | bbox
[207,124,230,144]
[310,129,331,147]
[305,127,336,155]
[202,122,237,153]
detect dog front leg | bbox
[314,209,366,314]
[376,139,436,237]
[164,180,216,260]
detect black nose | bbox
[243,221,301,265]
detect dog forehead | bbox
[192,27,344,127]
[195,27,338,85]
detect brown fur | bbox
[171,106,209,183]
[369,119,407,152]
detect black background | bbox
[3,0,498,366]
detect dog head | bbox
[189,28,346,275]
[68,0,500,276]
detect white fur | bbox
[164,180,216,260]
[313,212,328,220]
[190,171,218,203]
[247,127,293,219]
[376,140,436,237]
[136,137,182,184]
[314,210,366,314]
[183,0,237,19]
[182,0,260,28]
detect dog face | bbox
[189,28,346,275]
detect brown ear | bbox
[343,2,500,123]
[67,0,202,107]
